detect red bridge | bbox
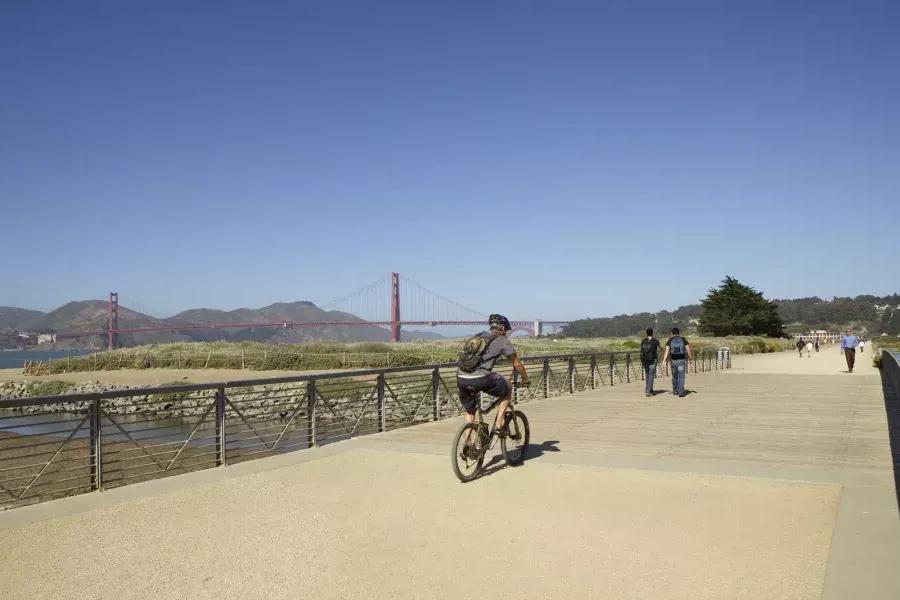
[56,273,570,349]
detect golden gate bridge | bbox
[55,273,570,350]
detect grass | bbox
[21,335,796,376]
[23,380,77,396]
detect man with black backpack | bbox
[457,314,530,436]
[640,328,661,397]
[662,327,692,397]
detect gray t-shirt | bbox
[458,331,516,378]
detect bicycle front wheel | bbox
[500,410,530,466]
[451,422,485,482]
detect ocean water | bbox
[0,349,95,370]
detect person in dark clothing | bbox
[796,337,805,358]
[640,328,661,397]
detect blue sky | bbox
[1,1,898,320]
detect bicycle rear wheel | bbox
[451,423,485,482]
[500,410,530,465]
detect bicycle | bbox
[450,384,530,482]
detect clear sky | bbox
[2,1,898,320]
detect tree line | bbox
[562,277,899,338]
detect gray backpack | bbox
[457,332,498,373]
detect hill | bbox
[0,307,45,332]
[169,301,396,343]
[24,301,188,347]
[563,294,900,338]
[1,299,443,348]
[563,304,702,338]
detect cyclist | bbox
[457,314,530,437]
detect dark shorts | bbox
[457,373,510,415]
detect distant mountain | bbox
[0,307,45,332]
[0,299,444,348]
[168,301,396,343]
[24,301,188,347]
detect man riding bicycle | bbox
[457,314,530,436]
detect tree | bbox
[698,276,784,337]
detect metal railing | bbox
[0,348,730,509]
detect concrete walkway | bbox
[1,347,898,599]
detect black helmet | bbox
[489,314,512,331]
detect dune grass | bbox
[22,335,795,376]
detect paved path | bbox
[1,346,898,599]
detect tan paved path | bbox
[1,346,898,599]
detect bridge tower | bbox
[533,320,543,337]
[107,292,119,351]
[390,272,401,343]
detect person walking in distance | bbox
[662,327,692,397]
[859,338,866,354]
[814,339,820,353]
[840,329,859,373]
[805,339,813,358]
[796,337,805,358]
[640,328,661,397]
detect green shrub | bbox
[24,381,76,397]
[765,340,784,353]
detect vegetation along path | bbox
[1,347,897,599]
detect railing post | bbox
[626,353,632,383]
[590,354,597,389]
[377,373,386,432]
[215,386,226,466]
[307,379,317,448]
[609,354,615,386]
[568,357,575,394]
[432,367,440,421]
[542,358,550,398]
[89,397,102,490]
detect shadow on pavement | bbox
[477,440,561,479]
[525,439,560,461]
[879,370,900,514]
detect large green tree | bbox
[699,276,784,337]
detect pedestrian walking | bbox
[796,337,804,358]
[840,329,859,373]
[662,327,692,397]
[814,339,820,352]
[640,328,661,397]
[859,339,866,353]
[805,340,813,357]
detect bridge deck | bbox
[2,348,898,599]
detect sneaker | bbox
[679,392,686,398]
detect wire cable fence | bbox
[0,349,732,510]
